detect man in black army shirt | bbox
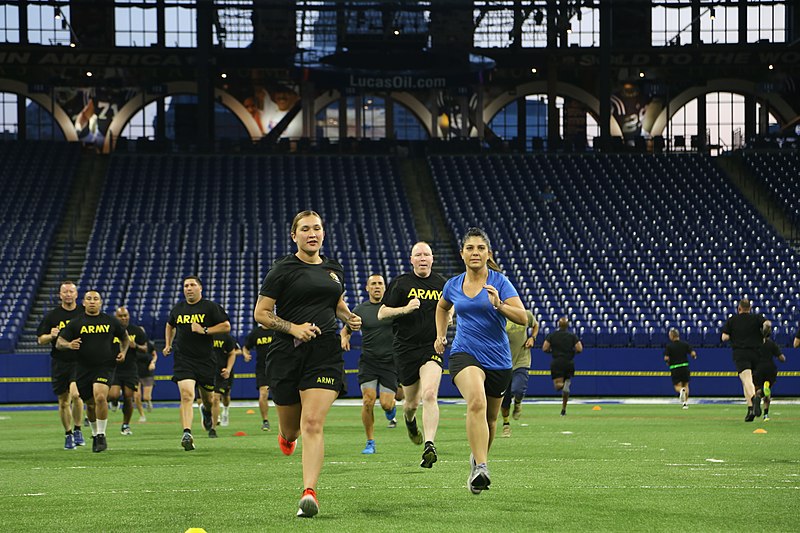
[109,306,149,436]
[164,276,231,450]
[378,242,448,469]
[243,325,274,431]
[57,291,129,453]
[37,280,86,450]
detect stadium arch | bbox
[0,78,78,142]
[103,81,261,153]
[482,81,624,138]
[313,91,433,138]
[650,78,797,138]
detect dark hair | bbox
[738,298,751,311]
[183,275,203,286]
[558,316,569,330]
[461,227,502,272]
[291,210,323,234]
[59,280,76,289]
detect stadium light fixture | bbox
[86,71,93,77]
[566,23,572,34]
[54,8,62,20]
[220,72,227,79]
[534,10,544,25]
[639,71,645,78]
[709,7,715,20]
[768,64,774,70]
[531,67,537,74]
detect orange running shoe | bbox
[278,433,296,456]
[297,488,319,518]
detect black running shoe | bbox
[405,417,423,445]
[95,434,107,452]
[201,407,213,431]
[91,436,98,452]
[208,428,218,438]
[744,408,755,422]
[752,396,762,418]
[420,441,437,468]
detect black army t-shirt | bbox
[37,306,84,361]
[167,299,229,360]
[664,340,693,366]
[113,323,149,376]
[545,330,580,361]
[353,300,394,365]
[382,271,447,354]
[259,254,345,348]
[59,312,128,367]
[245,326,274,360]
[212,333,239,369]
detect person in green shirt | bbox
[500,310,539,437]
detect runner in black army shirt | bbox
[253,210,361,518]
[211,332,238,429]
[57,291,128,453]
[378,241,448,468]
[663,328,697,409]
[721,298,767,421]
[110,306,149,436]
[542,317,583,416]
[754,320,786,421]
[243,325,274,431]
[164,276,231,450]
[37,280,86,449]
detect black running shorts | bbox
[266,333,344,406]
[50,358,78,396]
[397,345,444,387]
[76,363,116,402]
[448,352,512,398]
[550,357,575,380]
[172,354,216,393]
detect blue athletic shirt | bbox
[442,270,519,370]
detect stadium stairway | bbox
[17,153,108,352]
[399,157,462,278]
[717,154,799,246]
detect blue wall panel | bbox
[2,347,798,403]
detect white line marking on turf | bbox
[706,458,725,463]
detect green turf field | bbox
[1,402,798,532]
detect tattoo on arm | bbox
[267,311,292,334]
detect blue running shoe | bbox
[385,405,396,421]
[361,439,376,454]
[73,428,86,447]
[64,433,76,450]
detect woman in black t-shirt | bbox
[254,210,361,519]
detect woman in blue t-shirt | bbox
[434,227,527,495]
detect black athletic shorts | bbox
[111,371,139,391]
[76,363,115,402]
[256,353,269,389]
[733,349,759,373]
[172,354,216,393]
[358,357,398,393]
[215,372,234,394]
[266,333,344,406]
[50,357,78,396]
[670,366,690,385]
[397,345,444,387]
[550,358,575,380]
[753,364,778,389]
[448,352,512,398]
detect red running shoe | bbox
[297,488,319,518]
[278,433,296,456]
